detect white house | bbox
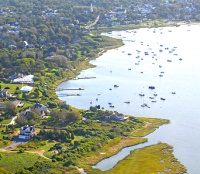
[105,112,128,121]
[13,74,34,84]
[19,125,36,139]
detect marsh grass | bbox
[103,143,187,174]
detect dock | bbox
[58,94,82,96]
[73,77,96,80]
[56,88,84,91]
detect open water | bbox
[57,24,200,174]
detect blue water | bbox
[57,25,200,174]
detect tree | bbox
[16,116,28,126]
[26,109,41,124]
[3,101,17,117]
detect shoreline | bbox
[54,22,195,173]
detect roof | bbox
[20,86,33,92]
[13,75,34,84]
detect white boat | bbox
[139,93,145,96]
[124,101,130,104]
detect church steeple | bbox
[90,3,93,12]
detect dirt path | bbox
[26,150,51,160]
[0,149,51,160]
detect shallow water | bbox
[57,25,200,174]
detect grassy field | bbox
[0,152,47,172]
[103,143,187,174]
[0,119,12,124]
[0,82,22,94]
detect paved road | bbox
[85,15,100,29]
[0,138,29,150]
[1,116,18,126]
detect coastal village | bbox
[0,0,198,173]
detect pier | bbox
[72,77,96,80]
[58,94,82,96]
[56,88,84,91]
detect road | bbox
[85,15,100,29]
[1,116,18,126]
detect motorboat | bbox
[153,93,157,96]
[149,97,154,99]
[124,101,130,104]
[172,92,176,94]
[114,85,119,87]
[167,60,172,62]
[160,98,165,100]
[149,86,155,89]
[139,93,145,96]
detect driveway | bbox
[0,138,29,150]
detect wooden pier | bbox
[72,77,96,80]
[58,94,82,96]
[56,88,84,91]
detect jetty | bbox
[56,88,84,91]
[73,77,96,80]
[58,94,82,96]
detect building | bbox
[105,112,128,121]
[34,102,49,116]
[13,74,34,84]
[19,125,36,139]
[90,3,93,12]
[20,86,33,93]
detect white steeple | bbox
[90,3,93,12]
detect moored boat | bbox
[160,98,165,100]
[149,86,155,89]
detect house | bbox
[0,89,10,98]
[33,102,49,116]
[105,112,128,121]
[116,8,127,15]
[13,74,34,84]
[19,125,36,139]
[11,100,23,107]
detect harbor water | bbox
[57,24,200,174]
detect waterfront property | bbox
[105,112,129,121]
[19,125,37,139]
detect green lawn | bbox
[0,83,22,94]
[0,119,12,124]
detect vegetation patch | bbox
[102,143,187,174]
